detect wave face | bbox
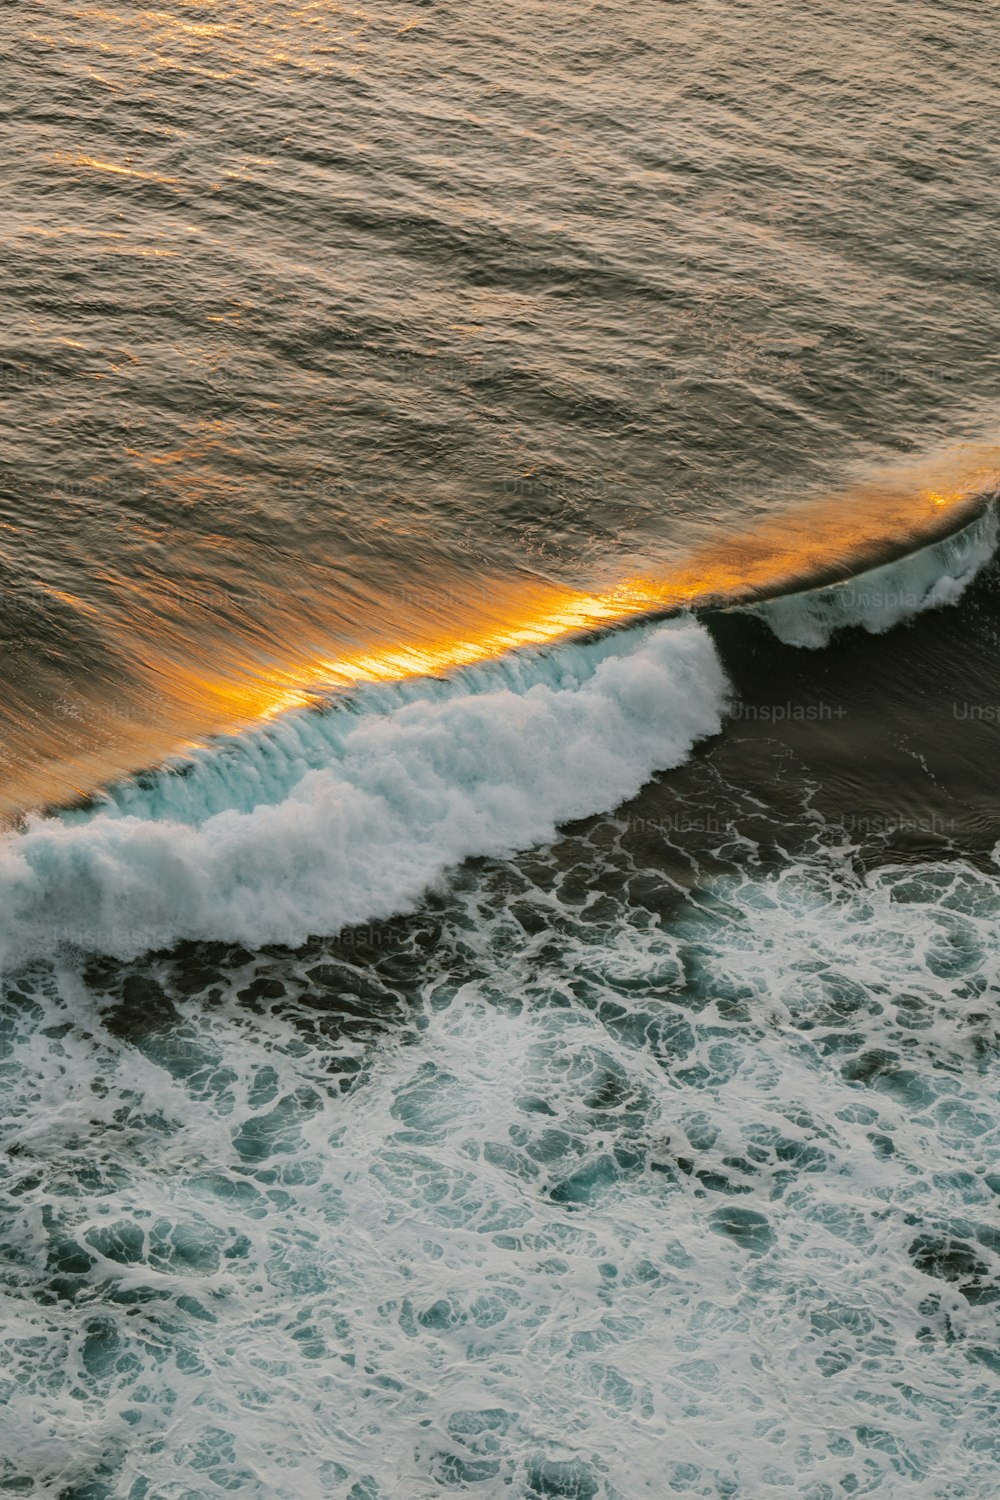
[747,505,999,648]
[3,501,999,968]
[0,619,726,966]
[65,496,1000,832]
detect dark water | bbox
[2,1,1000,1495]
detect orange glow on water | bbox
[165,451,999,731]
[0,445,996,821]
[53,151,181,187]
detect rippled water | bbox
[2,0,1000,1495]
[5,0,1000,808]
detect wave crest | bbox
[745,505,998,648]
[0,620,727,965]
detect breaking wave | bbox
[746,503,998,648]
[0,501,997,968]
[0,619,727,966]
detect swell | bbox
[65,489,1000,834]
[0,443,996,823]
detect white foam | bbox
[748,505,998,648]
[0,619,728,964]
[2,852,998,1497]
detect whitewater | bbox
[0,505,994,969]
[2,759,999,1497]
[1,511,999,1500]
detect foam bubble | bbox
[1,849,997,1496]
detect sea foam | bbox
[0,619,727,965]
[2,848,998,1498]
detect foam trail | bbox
[0,619,727,965]
[747,504,998,648]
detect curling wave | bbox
[68,498,1000,831]
[0,619,727,965]
[1,494,998,967]
[745,503,998,648]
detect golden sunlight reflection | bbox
[52,151,181,187]
[165,445,1000,731]
[1,445,997,821]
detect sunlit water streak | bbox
[0,445,996,818]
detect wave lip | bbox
[743,504,998,648]
[0,619,727,967]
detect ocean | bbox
[1,0,999,1494]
